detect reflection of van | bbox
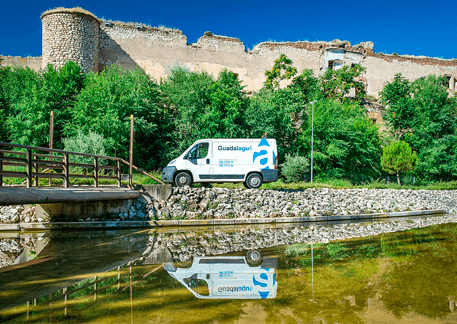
[161,138,279,189]
[164,255,277,299]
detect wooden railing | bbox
[0,142,163,187]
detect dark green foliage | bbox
[5,62,84,147]
[67,65,169,170]
[0,66,10,142]
[245,87,305,160]
[379,73,414,137]
[381,141,417,185]
[161,67,248,158]
[382,74,457,181]
[290,69,321,102]
[280,153,310,183]
[2,55,457,183]
[320,64,366,102]
[299,100,381,182]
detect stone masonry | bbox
[1,7,456,97]
[41,9,99,73]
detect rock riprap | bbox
[147,187,457,220]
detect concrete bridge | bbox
[0,186,140,206]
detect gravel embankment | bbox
[1,187,457,223]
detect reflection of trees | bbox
[3,224,457,323]
[379,224,457,319]
[264,238,383,323]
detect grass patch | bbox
[4,163,457,190]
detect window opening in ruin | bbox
[370,118,377,124]
[444,75,455,90]
[328,60,335,70]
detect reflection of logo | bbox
[253,269,276,299]
[252,139,275,170]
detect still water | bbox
[0,219,456,323]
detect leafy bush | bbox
[280,153,310,183]
[62,130,107,165]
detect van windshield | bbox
[186,143,209,160]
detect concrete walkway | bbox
[0,187,139,206]
[0,210,444,231]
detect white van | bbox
[161,138,279,189]
[164,254,277,299]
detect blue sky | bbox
[1,0,456,59]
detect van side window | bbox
[186,143,209,160]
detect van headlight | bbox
[168,160,176,166]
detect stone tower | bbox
[41,8,100,73]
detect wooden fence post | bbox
[34,160,39,187]
[64,153,69,188]
[129,262,133,300]
[94,157,98,188]
[129,115,134,188]
[49,111,54,186]
[26,301,30,321]
[26,148,32,188]
[63,287,68,317]
[94,275,98,301]
[117,266,121,290]
[117,160,122,187]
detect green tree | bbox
[68,65,168,170]
[299,99,381,182]
[379,73,414,139]
[290,69,321,102]
[381,141,417,185]
[320,64,366,102]
[5,62,84,147]
[161,68,248,158]
[245,87,305,160]
[381,74,457,181]
[264,54,297,89]
[0,66,10,142]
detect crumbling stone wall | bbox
[3,7,457,97]
[41,9,99,73]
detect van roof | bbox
[196,138,276,142]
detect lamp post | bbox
[308,100,317,183]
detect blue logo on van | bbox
[252,139,275,170]
[253,270,274,299]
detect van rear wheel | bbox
[175,172,192,187]
[246,173,262,189]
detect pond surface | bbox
[0,218,456,323]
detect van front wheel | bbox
[246,173,262,189]
[175,172,192,187]
[246,250,263,266]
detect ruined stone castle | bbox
[2,7,456,99]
